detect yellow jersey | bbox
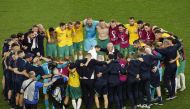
[161,33,170,38]
[65,28,74,46]
[73,23,84,43]
[46,30,56,43]
[55,27,67,47]
[68,69,80,87]
[125,23,139,45]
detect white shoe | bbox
[170,96,177,100]
[143,104,151,109]
[180,87,186,91]
[137,104,143,108]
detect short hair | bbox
[17,50,24,55]
[17,33,24,38]
[59,22,66,27]
[118,24,125,28]
[75,21,81,25]
[110,19,116,23]
[28,30,34,35]
[86,17,92,20]
[95,45,100,48]
[49,27,55,32]
[68,22,73,25]
[10,34,18,39]
[144,23,151,27]
[137,20,143,24]
[129,17,135,20]
[28,71,35,77]
[99,19,104,22]
[154,30,162,34]
[133,39,140,44]
[11,43,19,48]
[32,25,38,28]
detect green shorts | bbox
[46,43,57,57]
[66,85,82,99]
[120,47,129,58]
[177,60,186,74]
[97,38,109,49]
[65,45,74,56]
[57,46,67,58]
[73,42,83,52]
[57,45,74,58]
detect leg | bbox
[114,85,122,109]
[95,95,100,108]
[19,94,24,109]
[180,73,186,91]
[163,68,172,97]
[44,94,49,109]
[103,94,108,109]
[144,80,151,105]
[72,99,77,109]
[76,98,82,109]
[127,82,135,107]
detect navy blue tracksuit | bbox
[94,63,108,96]
[105,60,123,109]
[155,38,181,97]
[125,59,141,107]
[76,58,106,109]
[139,54,161,105]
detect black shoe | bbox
[154,97,163,105]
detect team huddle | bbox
[1,17,186,109]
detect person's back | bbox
[21,78,43,105]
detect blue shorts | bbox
[150,71,160,87]
[5,70,13,90]
[84,38,97,51]
[15,79,24,93]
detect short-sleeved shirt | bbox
[55,27,67,47]
[20,79,43,104]
[118,30,130,48]
[109,26,120,45]
[73,22,84,43]
[68,70,80,87]
[65,28,74,46]
[125,23,139,45]
[85,21,99,39]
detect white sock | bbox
[175,78,178,93]
[180,73,186,89]
[62,105,65,109]
[72,99,77,109]
[78,55,83,60]
[177,76,181,89]
[77,98,82,109]
[74,55,78,61]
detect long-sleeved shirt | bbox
[155,38,181,65]
[125,59,141,78]
[75,58,106,79]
